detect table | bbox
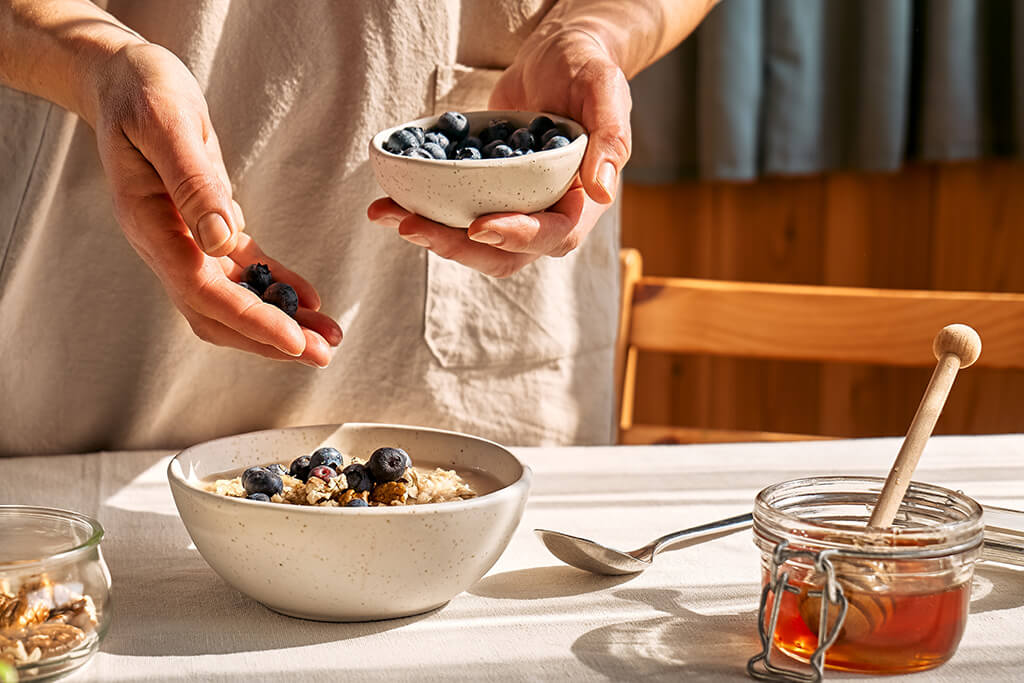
[3,435,1024,681]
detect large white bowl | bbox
[167,423,531,621]
[369,110,588,228]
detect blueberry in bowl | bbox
[369,110,588,228]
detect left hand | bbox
[368,28,632,278]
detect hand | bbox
[86,43,341,366]
[368,28,631,277]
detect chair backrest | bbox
[616,248,1024,444]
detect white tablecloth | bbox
[3,435,1024,681]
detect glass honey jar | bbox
[747,476,983,681]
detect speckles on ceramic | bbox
[369,111,588,228]
[167,422,531,622]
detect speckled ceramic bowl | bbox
[167,423,531,622]
[369,110,588,228]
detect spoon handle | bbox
[649,512,754,557]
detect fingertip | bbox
[294,309,343,346]
[299,329,332,368]
[367,197,394,221]
[582,161,616,205]
[275,317,307,357]
[232,199,247,232]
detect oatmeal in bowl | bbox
[205,444,489,507]
[168,423,531,622]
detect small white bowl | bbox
[167,423,531,622]
[369,110,588,228]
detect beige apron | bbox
[0,0,620,455]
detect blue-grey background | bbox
[627,0,1024,182]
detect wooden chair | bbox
[616,248,1024,445]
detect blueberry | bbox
[419,142,447,160]
[367,447,410,483]
[433,111,469,143]
[455,147,482,160]
[238,281,261,296]
[309,447,344,471]
[458,135,482,151]
[402,148,434,159]
[345,498,369,507]
[483,141,514,159]
[309,465,336,482]
[541,135,571,151]
[289,455,312,481]
[481,119,514,145]
[242,263,274,295]
[266,463,287,476]
[342,463,373,493]
[528,115,557,140]
[385,128,420,155]
[424,131,450,150]
[242,467,283,497]
[509,128,534,151]
[247,492,271,502]
[263,282,298,317]
[541,127,566,146]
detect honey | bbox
[749,476,983,679]
[764,572,970,673]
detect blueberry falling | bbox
[385,112,576,160]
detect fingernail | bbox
[403,234,431,248]
[300,359,322,369]
[470,230,504,245]
[597,162,618,202]
[197,213,231,252]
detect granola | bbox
[0,576,97,667]
[205,445,479,507]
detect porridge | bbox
[204,445,498,507]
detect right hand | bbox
[85,42,341,367]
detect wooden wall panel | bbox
[930,162,1024,435]
[620,161,1024,438]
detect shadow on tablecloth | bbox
[571,585,760,682]
[469,565,636,600]
[971,563,1024,614]
[568,566,1024,681]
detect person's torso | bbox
[0,0,619,455]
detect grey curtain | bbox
[626,0,1024,182]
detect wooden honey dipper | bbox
[800,324,982,641]
[868,323,982,527]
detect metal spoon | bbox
[535,512,754,576]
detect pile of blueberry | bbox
[241,446,412,507]
[238,263,298,317]
[384,111,573,161]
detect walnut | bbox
[23,623,85,658]
[370,481,408,506]
[0,590,49,630]
[48,597,97,631]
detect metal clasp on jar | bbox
[747,540,848,683]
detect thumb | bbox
[142,114,239,257]
[577,60,632,205]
